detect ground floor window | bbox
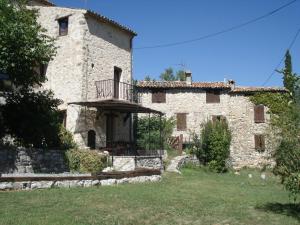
[254,134,265,152]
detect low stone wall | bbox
[0,148,68,174]
[112,156,163,171]
[0,175,162,191]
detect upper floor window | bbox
[177,113,187,131]
[152,90,166,103]
[58,17,68,36]
[206,90,220,103]
[39,64,48,78]
[254,105,265,123]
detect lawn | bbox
[0,168,299,225]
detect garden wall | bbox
[0,148,69,174]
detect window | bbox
[58,17,68,36]
[88,130,96,150]
[212,115,226,123]
[39,64,48,78]
[58,110,67,128]
[254,135,265,152]
[206,90,220,103]
[152,90,166,103]
[254,105,265,123]
[177,113,187,131]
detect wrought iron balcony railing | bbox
[95,79,141,104]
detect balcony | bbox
[95,79,141,104]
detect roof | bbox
[68,99,163,114]
[137,81,231,89]
[86,10,137,36]
[34,0,137,36]
[230,87,287,93]
[137,81,287,93]
[30,0,55,6]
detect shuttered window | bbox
[152,90,166,103]
[254,135,265,152]
[206,90,220,103]
[177,113,187,131]
[254,105,265,123]
[58,17,68,36]
[212,115,226,123]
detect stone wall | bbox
[113,156,163,171]
[0,148,68,174]
[0,175,162,191]
[139,89,273,168]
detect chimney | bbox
[185,70,192,85]
[228,79,236,90]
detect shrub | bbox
[192,119,231,172]
[66,149,107,174]
[58,125,77,150]
[136,115,175,150]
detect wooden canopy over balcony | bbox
[68,99,163,115]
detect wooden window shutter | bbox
[177,113,187,131]
[255,135,265,152]
[152,90,166,103]
[206,90,220,103]
[254,105,265,123]
[212,115,226,123]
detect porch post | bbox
[148,113,151,152]
[159,113,163,157]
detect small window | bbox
[177,113,187,131]
[152,90,166,103]
[58,110,67,128]
[58,17,68,36]
[206,90,220,103]
[254,135,265,152]
[212,115,226,123]
[88,130,96,150]
[39,64,48,77]
[254,105,265,123]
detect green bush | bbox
[58,125,77,150]
[136,115,175,150]
[192,119,231,173]
[66,149,107,174]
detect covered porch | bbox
[68,99,164,158]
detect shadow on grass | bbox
[256,203,300,221]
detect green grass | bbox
[0,168,299,225]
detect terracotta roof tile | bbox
[137,81,231,89]
[86,10,137,36]
[230,87,287,93]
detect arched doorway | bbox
[87,130,96,149]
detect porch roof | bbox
[68,99,163,115]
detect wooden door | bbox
[114,68,121,99]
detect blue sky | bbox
[52,0,300,87]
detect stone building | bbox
[27,0,161,155]
[137,72,286,168]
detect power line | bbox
[134,0,299,50]
[262,28,300,86]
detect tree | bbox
[0,0,67,148]
[278,50,299,97]
[0,0,56,88]
[250,51,300,201]
[159,67,186,81]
